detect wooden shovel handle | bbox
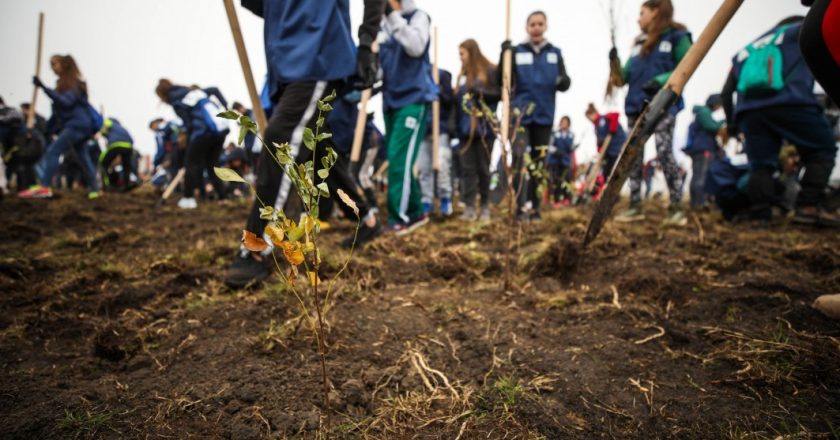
[223,0,269,135]
[28,13,44,130]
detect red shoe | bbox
[18,186,53,199]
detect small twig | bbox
[610,285,622,309]
[634,326,666,345]
[693,214,705,244]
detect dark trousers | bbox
[101,147,133,188]
[184,131,228,199]
[460,135,492,208]
[513,124,552,212]
[245,80,370,236]
[739,105,837,208]
[688,151,712,209]
[548,162,572,202]
[801,0,840,104]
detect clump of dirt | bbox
[93,324,141,362]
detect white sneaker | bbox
[177,197,198,209]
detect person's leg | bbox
[119,149,134,187]
[438,134,453,201]
[36,128,87,188]
[739,110,784,212]
[527,125,552,211]
[205,131,228,199]
[182,136,206,198]
[626,116,644,207]
[245,81,333,236]
[417,135,434,205]
[653,114,684,207]
[476,136,492,209]
[689,152,707,210]
[459,140,479,210]
[513,125,530,213]
[386,103,428,225]
[100,148,119,188]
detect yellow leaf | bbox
[279,241,305,266]
[214,167,246,183]
[336,189,359,216]
[242,230,268,253]
[308,271,321,287]
[265,224,285,246]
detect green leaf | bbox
[316,101,333,112]
[217,110,240,120]
[322,89,337,103]
[316,182,330,197]
[315,132,332,142]
[317,169,329,179]
[214,167,246,183]
[238,126,249,145]
[316,117,325,129]
[287,224,305,242]
[259,206,274,220]
[303,127,316,151]
[239,115,257,131]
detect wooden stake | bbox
[500,0,512,147]
[431,26,441,171]
[223,0,268,134]
[28,12,44,130]
[351,41,379,163]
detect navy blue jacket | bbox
[705,156,749,200]
[510,42,570,126]
[456,66,500,140]
[101,118,133,146]
[242,0,357,101]
[380,9,438,111]
[42,84,99,135]
[593,113,626,158]
[426,69,453,135]
[327,89,382,155]
[154,121,181,167]
[624,28,691,117]
[549,130,574,167]
[166,86,229,142]
[684,105,724,153]
[730,23,817,120]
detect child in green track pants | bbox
[385,103,428,225]
[379,0,437,232]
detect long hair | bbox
[155,79,174,103]
[458,39,496,90]
[639,0,686,57]
[52,55,85,94]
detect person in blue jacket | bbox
[548,116,575,206]
[418,68,455,217]
[20,55,101,199]
[683,94,725,210]
[610,0,692,225]
[98,117,136,191]
[722,15,838,227]
[155,79,230,209]
[223,0,385,288]
[149,118,183,188]
[379,0,438,233]
[585,104,626,183]
[456,39,500,222]
[500,10,571,221]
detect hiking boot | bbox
[793,206,840,228]
[224,249,272,288]
[18,185,53,199]
[440,198,453,216]
[663,205,688,227]
[615,205,645,223]
[479,206,491,222]
[460,206,477,221]
[177,197,198,209]
[342,220,382,249]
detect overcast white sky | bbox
[1,0,812,164]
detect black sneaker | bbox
[342,221,382,249]
[224,250,272,288]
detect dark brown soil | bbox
[1,190,838,439]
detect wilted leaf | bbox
[217,110,240,120]
[303,127,315,151]
[265,224,285,246]
[337,188,359,216]
[279,241,305,266]
[215,167,246,183]
[308,271,321,287]
[259,206,274,221]
[242,230,268,253]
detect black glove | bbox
[355,44,378,90]
[501,40,513,53]
[609,47,618,62]
[32,76,44,88]
[801,0,815,6]
[641,79,660,97]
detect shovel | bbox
[583,0,745,248]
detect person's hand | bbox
[501,40,513,53]
[355,44,378,90]
[641,79,660,96]
[609,47,618,62]
[32,76,44,88]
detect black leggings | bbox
[460,135,492,208]
[184,131,227,199]
[246,81,371,236]
[513,124,552,212]
[801,0,840,103]
[100,147,133,188]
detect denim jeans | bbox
[37,127,99,191]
